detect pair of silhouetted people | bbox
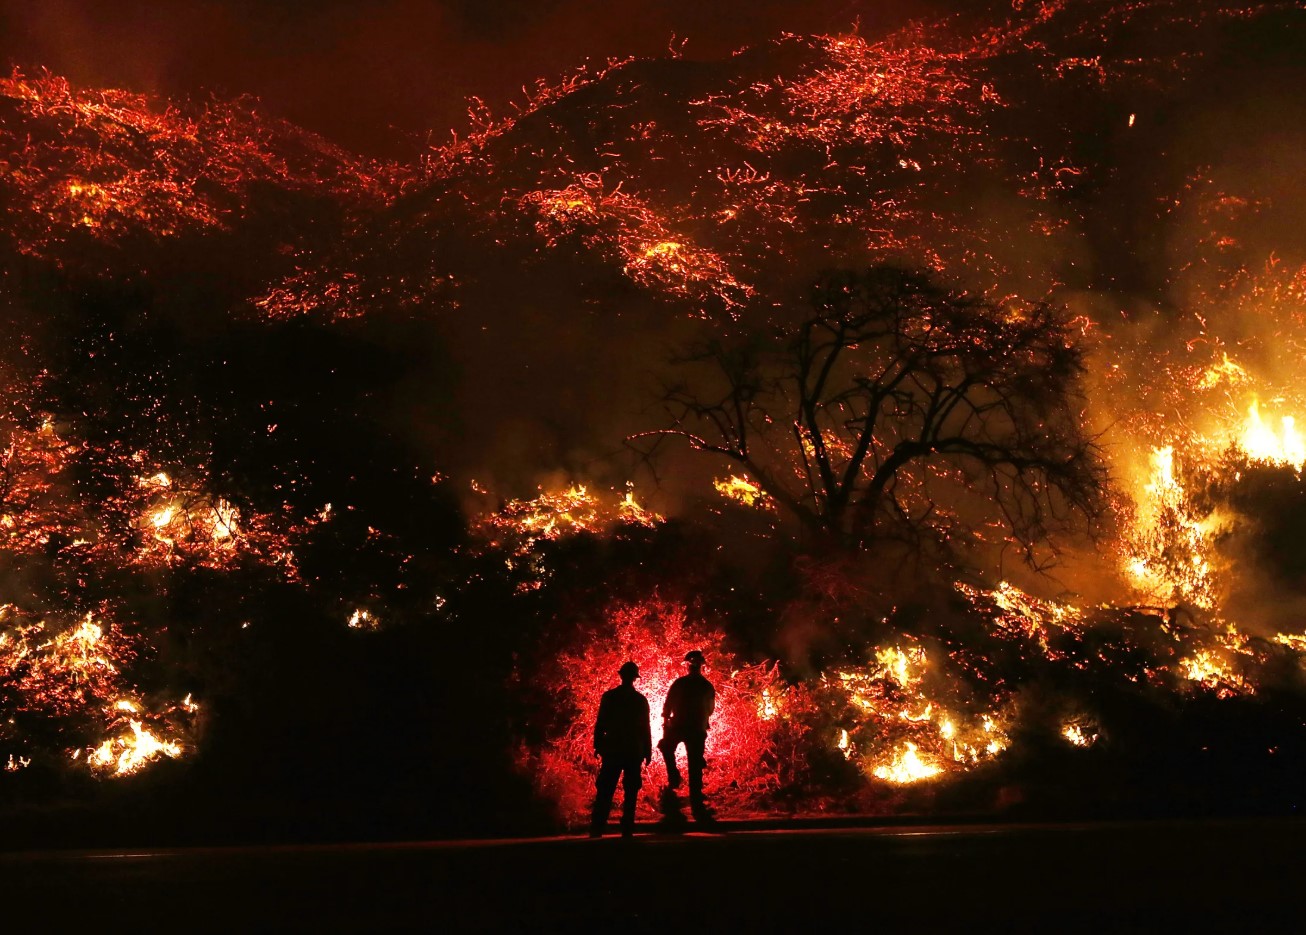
[590,651,717,838]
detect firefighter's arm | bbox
[593,695,608,756]
[662,680,679,724]
[641,698,652,764]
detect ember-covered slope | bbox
[241,0,1306,506]
[0,70,394,275]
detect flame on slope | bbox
[831,639,1009,783]
[1238,399,1305,470]
[347,608,380,630]
[1123,446,1222,609]
[1274,633,1306,652]
[872,741,943,784]
[1178,647,1254,698]
[88,720,183,776]
[1121,393,1306,616]
[713,475,774,510]
[473,483,663,561]
[1062,721,1097,747]
[0,608,198,776]
[130,469,296,572]
[519,178,752,311]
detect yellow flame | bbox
[874,645,926,687]
[1197,353,1249,390]
[1063,723,1093,747]
[1124,446,1220,608]
[210,499,240,542]
[88,721,182,776]
[872,742,942,784]
[617,490,663,527]
[643,240,682,259]
[1238,399,1306,470]
[1178,649,1253,696]
[151,505,176,529]
[347,609,379,630]
[1274,633,1306,652]
[713,475,772,509]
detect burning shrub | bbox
[0,604,197,776]
[470,484,664,591]
[818,639,1011,788]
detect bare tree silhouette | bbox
[633,267,1106,567]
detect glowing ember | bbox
[519,178,751,311]
[0,69,390,264]
[958,581,1084,658]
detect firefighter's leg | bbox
[659,734,682,789]
[686,733,709,818]
[620,760,643,837]
[590,759,620,835]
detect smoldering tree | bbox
[634,268,1107,567]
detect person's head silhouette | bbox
[618,660,640,685]
[684,650,705,673]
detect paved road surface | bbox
[2,819,1301,931]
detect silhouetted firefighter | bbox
[590,661,652,838]
[659,650,716,823]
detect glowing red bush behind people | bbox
[522,597,788,823]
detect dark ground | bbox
[2,818,1302,932]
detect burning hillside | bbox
[2,0,1306,837]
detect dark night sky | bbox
[0,0,967,157]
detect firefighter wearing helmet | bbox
[658,649,716,822]
[590,660,651,838]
